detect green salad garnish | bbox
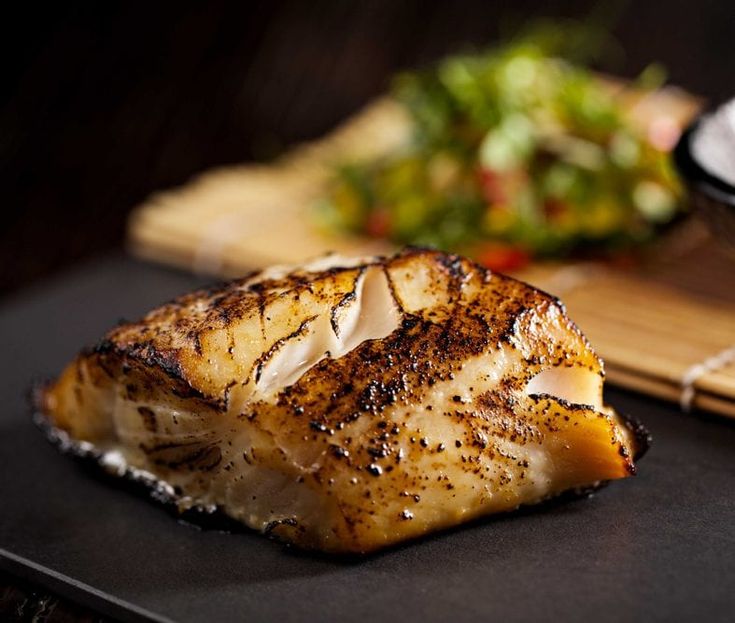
[317,25,683,270]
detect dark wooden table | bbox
[1,571,112,622]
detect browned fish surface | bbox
[38,248,644,553]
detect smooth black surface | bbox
[1,256,734,623]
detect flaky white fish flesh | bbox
[38,249,645,553]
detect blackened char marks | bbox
[330,290,356,337]
[91,338,115,355]
[141,439,223,471]
[436,252,470,302]
[137,406,157,433]
[619,412,652,461]
[269,308,501,436]
[188,331,203,356]
[253,314,318,384]
[381,266,405,314]
[329,268,364,338]
[246,281,268,339]
[95,339,189,390]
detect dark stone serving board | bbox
[1,254,733,622]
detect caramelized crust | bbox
[39,248,642,553]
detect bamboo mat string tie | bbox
[680,345,735,412]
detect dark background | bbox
[2,0,734,296]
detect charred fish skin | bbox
[38,248,645,554]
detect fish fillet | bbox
[37,248,646,554]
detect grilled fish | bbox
[37,248,645,554]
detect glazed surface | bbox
[40,249,639,553]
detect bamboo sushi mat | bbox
[128,87,735,419]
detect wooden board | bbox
[127,85,735,418]
[518,251,735,417]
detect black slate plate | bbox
[1,255,734,623]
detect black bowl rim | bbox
[674,117,735,206]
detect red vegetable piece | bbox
[478,168,507,205]
[365,209,391,238]
[476,243,530,272]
